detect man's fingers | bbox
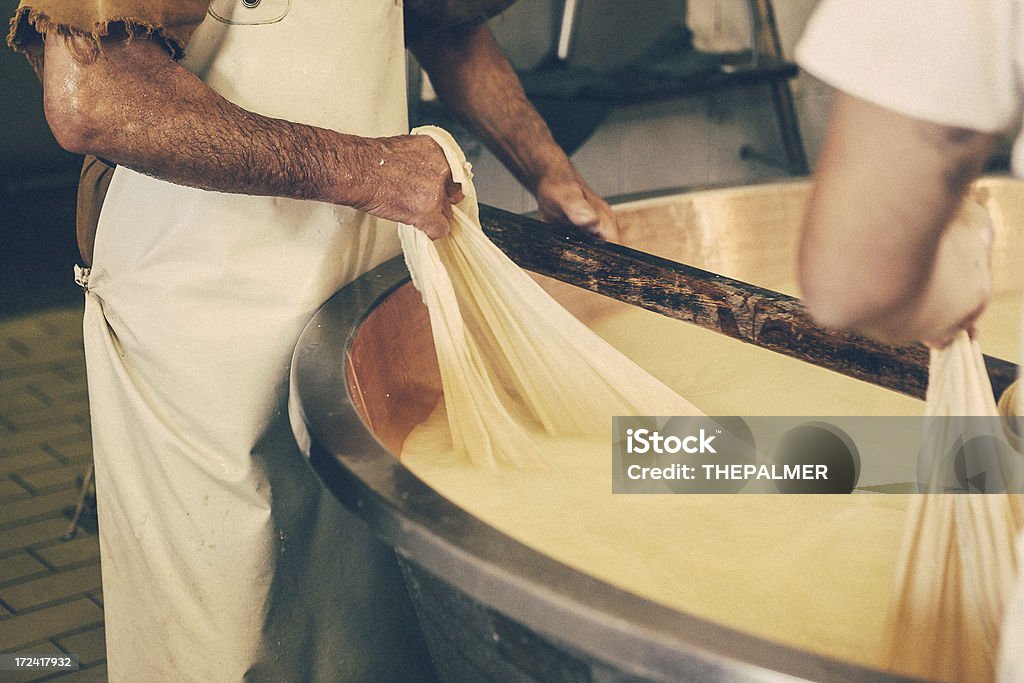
[591,213,621,242]
[923,332,957,350]
[564,200,598,227]
[447,180,464,205]
[420,212,451,240]
[536,175,621,243]
[421,223,448,240]
[569,196,620,242]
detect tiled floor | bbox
[0,304,107,682]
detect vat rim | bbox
[290,242,919,683]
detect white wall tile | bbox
[566,118,627,197]
[467,0,833,209]
[795,90,834,167]
[707,86,790,183]
[617,98,715,193]
[465,144,531,214]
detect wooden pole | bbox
[479,205,1017,401]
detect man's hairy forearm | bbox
[412,22,619,240]
[800,93,997,344]
[133,94,371,203]
[45,32,461,238]
[44,33,386,207]
[412,23,569,191]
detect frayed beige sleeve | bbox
[7,0,209,71]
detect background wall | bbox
[1,0,84,315]
[0,0,80,182]
[0,0,834,315]
[0,0,833,205]
[460,0,832,212]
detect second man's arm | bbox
[412,22,620,241]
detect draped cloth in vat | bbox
[882,333,1024,681]
[398,127,700,467]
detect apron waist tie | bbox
[74,265,91,291]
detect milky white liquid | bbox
[401,264,1020,671]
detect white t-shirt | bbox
[797,3,1024,681]
[796,0,1024,171]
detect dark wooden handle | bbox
[479,204,1018,401]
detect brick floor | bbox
[0,553,49,587]
[56,627,105,667]
[1,564,102,612]
[0,599,103,651]
[0,478,31,500]
[0,518,72,557]
[15,464,88,495]
[0,306,105,681]
[34,538,99,571]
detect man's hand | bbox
[412,22,620,242]
[919,201,994,348]
[355,135,463,239]
[535,171,619,242]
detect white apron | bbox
[80,2,433,680]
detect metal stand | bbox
[531,0,809,174]
[62,463,94,541]
[742,0,808,174]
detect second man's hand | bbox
[411,21,620,243]
[535,170,619,242]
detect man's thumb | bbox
[566,200,598,226]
